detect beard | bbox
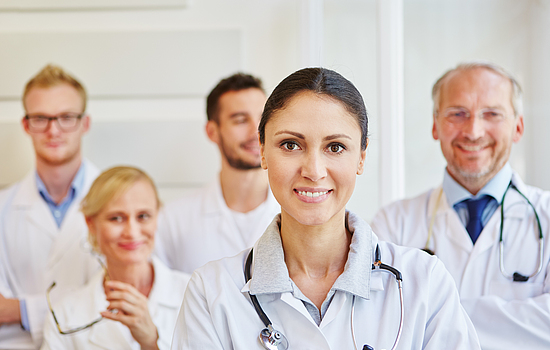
[219,136,261,170]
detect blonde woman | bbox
[42,166,190,350]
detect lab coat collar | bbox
[88,257,178,349]
[430,171,529,255]
[10,160,97,241]
[148,256,184,308]
[244,211,373,300]
[429,186,474,253]
[442,163,513,206]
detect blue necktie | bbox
[465,196,492,243]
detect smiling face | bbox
[432,68,524,192]
[23,83,89,166]
[86,180,158,267]
[261,91,366,227]
[206,88,267,170]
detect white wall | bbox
[1,0,549,222]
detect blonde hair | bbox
[81,166,160,252]
[23,64,87,111]
[432,61,523,117]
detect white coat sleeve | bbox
[422,259,481,350]
[460,280,550,349]
[171,272,225,350]
[26,294,49,346]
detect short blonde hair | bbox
[81,166,160,252]
[23,64,87,111]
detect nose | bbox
[123,217,141,238]
[45,118,62,135]
[301,151,327,182]
[461,113,486,140]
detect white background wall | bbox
[1,0,549,222]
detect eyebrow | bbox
[274,130,351,141]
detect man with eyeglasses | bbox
[371,62,550,349]
[0,64,99,349]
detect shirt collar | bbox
[442,162,513,206]
[247,211,372,300]
[35,162,87,206]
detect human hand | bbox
[0,293,20,325]
[100,281,159,350]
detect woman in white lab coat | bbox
[171,68,480,350]
[41,166,190,350]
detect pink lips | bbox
[294,188,332,203]
[118,241,143,250]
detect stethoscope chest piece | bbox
[259,325,289,350]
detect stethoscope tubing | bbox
[498,182,544,281]
[425,181,544,282]
[245,245,404,350]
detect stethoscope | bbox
[423,181,544,282]
[244,245,404,350]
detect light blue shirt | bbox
[35,163,86,228]
[20,162,86,332]
[442,163,513,228]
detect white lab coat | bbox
[154,180,280,274]
[371,172,550,350]
[171,212,480,350]
[0,160,100,349]
[41,257,190,350]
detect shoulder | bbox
[152,257,191,294]
[0,182,19,207]
[187,250,248,297]
[377,240,438,271]
[376,189,433,218]
[512,173,550,210]
[371,189,434,239]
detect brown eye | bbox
[282,141,300,151]
[328,143,345,153]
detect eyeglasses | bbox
[25,113,83,132]
[46,257,109,335]
[439,107,508,124]
[46,282,103,334]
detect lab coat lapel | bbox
[14,172,58,239]
[47,162,99,272]
[88,275,133,350]
[431,188,473,253]
[88,321,132,350]
[472,174,527,256]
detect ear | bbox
[85,216,95,233]
[512,114,524,143]
[22,116,31,135]
[205,120,220,144]
[356,139,368,175]
[432,114,439,140]
[81,114,91,133]
[260,142,267,170]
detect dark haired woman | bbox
[171,68,480,350]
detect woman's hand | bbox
[101,280,159,350]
